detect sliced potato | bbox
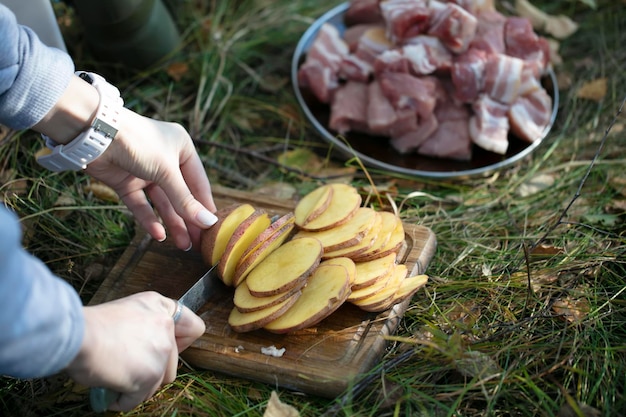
[322,211,382,260]
[293,207,377,253]
[294,184,334,227]
[231,213,295,287]
[391,273,429,304]
[228,292,300,333]
[352,252,397,290]
[351,264,407,311]
[200,203,256,266]
[299,183,361,231]
[234,280,304,313]
[217,210,271,286]
[353,213,405,262]
[264,261,351,334]
[246,237,323,297]
[324,256,357,285]
[346,262,396,302]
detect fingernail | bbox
[197,209,218,227]
[184,242,193,252]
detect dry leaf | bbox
[577,78,607,102]
[254,182,297,200]
[530,243,564,257]
[166,62,189,81]
[553,297,590,324]
[455,350,501,379]
[515,0,579,39]
[557,401,601,417]
[84,181,119,203]
[263,391,300,417]
[516,173,555,197]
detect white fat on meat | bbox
[355,27,394,64]
[339,54,373,82]
[402,35,453,74]
[508,88,552,143]
[504,17,550,76]
[484,53,524,104]
[428,2,478,53]
[451,48,487,103]
[381,0,431,43]
[469,94,510,154]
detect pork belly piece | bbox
[298,23,349,103]
[518,62,543,96]
[390,113,439,153]
[508,87,552,143]
[402,35,454,74]
[504,17,551,76]
[416,92,472,160]
[306,24,349,70]
[298,63,340,104]
[367,80,397,136]
[354,27,394,64]
[451,48,488,103]
[378,72,439,119]
[345,0,384,26]
[469,94,510,154]
[428,2,478,54]
[329,81,370,134]
[344,23,385,52]
[380,0,431,44]
[483,53,524,104]
[339,54,373,82]
[469,9,506,54]
[373,49,411,74]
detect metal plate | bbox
[292,2,559,179]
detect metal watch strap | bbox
[37,71,124,172]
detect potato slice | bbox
[299,183,361,231]
[200,203,256,266]
[352,252,397,290]
[264,261,351,334]
[217,210,271,286]
[228,291,301,333]
[351,264,407,311]
[353,213,405,263]
[324,256,357,285]
[233,280,304,313]
[231,213,295,287]
[391,273,428,304]
[322,211,382,260]
[294,184,334,227]
[346,262,397,302]
[246,237,323,297]
[293,207,377,253]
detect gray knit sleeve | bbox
[0,3,74,130]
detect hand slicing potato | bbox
[200,183,429,334]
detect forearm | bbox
[0,207,85,378]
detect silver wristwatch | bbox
[37,71,124,172]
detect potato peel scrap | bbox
[263,391,300,417]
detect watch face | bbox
[78,71,94,84]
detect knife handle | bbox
[90,387,120,412]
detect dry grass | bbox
[1,0,625,416]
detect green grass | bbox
[1,0,625,415]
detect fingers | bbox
[173,304,206,352]
[118,187,167,243]
[145,186,192,250]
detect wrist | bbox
[34,74,101,144]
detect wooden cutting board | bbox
[90,185,437,398]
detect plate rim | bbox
[291,2,560,179]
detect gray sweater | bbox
[0,3,85,378]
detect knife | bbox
[89,263,220,412]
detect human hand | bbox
[65,291,205,412]
[86,107,218,251]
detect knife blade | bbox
[90,263,220,412]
